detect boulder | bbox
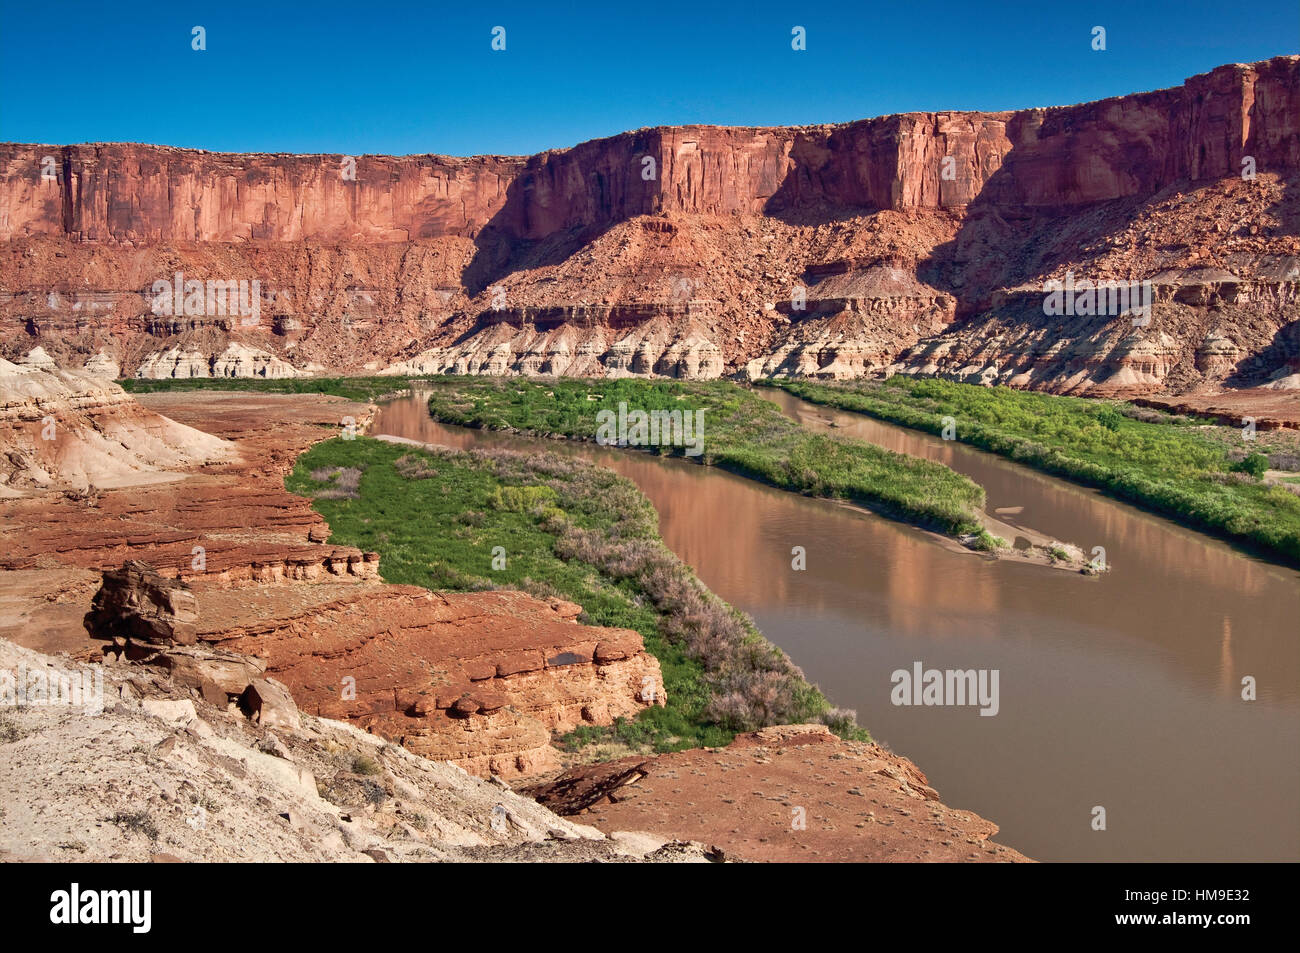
[84,561,199,646]
[159,645,267,700]
[238,677,302,731]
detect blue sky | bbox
[1,0,1295,156]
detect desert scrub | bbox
[0,716,23,743]
[307,466,363,500]
[766,378,1300,567]
[422,376,985,536]
[288,436,865,754]
[110,810,159,842]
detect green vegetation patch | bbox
[119,376,415,403]
[288,435,864,756]
[766,377,1300,566]
[420,376,986,536]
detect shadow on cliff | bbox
[754,129,1160,321]
[760,137,880,228]
[915,164,1300,329]
[1273,172,1300,239]
[1226,317,1300,387]
[914,151,1162,325]
[460,161,641,299]
[757,110,1300,338]
[462,221,619,300]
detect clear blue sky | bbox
[1,0,1295,156]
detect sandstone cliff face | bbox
[1,56,1297,394]
[0,145,520,243]
[7,59,1291,242]
[208,586,664,779]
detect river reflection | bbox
[371,387,1300,862]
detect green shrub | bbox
[424,377,986,537]
[1094,406,1124,432]
[490,484,559,513]
[1231,453,1269,480]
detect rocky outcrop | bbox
[525,724,1029,862]
[18,346,56,371]
[894,257,1300,395]
[386,313,725,379]
[83,563,305,729]
[1,57,1296,393]
[84,560,200,648]
[1,390,665,780]
[81,349,120,378]
[0,390,379,587]
[76,559,665,780]
[747,262,958,379]
[136,342,303,380]
[204,586,665,779]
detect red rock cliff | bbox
[1,57,1296,394]
[5,58,1294,244]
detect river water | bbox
[370,387,1300,862]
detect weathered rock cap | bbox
[83,560,199,647]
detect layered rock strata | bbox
[205,586,664,778]
[1,57,1295,396]
[1,387,662,779]
[0,357,232,493]
[0,638,711,862]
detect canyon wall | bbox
[6,58,1295,240]
[1,56,1297,394]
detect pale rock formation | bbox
[18,346,56,371]
[82,350,120,379]
[0,358,232,492]
[211,342,302,379]
[135,343,301,379]
[384,316,724,380]
[0,638,715,862]
[135,347,213,379]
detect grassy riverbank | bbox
[421,376,989,538]
[766,378,1300,565]
[287,435,863,756]
[120,376,412,402]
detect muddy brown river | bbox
[371,387,1300,862]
